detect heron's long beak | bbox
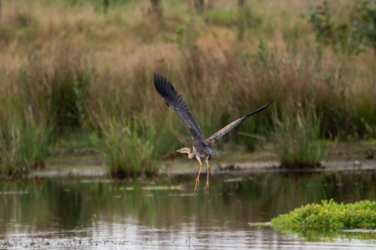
[176,149,182,153]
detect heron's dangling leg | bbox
[193,157,202,193]
[205,157,210,197]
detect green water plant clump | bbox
[272,106,325,168]
[90,117,159,177]
[0,116,50,174]
[272,199,376,229]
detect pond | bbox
[0,170,376,249]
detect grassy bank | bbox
[0,0,375,175]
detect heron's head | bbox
[176,147,191,154]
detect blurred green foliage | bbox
[305,1,376,54]
[354,0,376,51]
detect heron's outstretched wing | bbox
[154,73,207,144]
[205,100,274,146]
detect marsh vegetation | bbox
[272,199,376,229]
[0,0,375,175]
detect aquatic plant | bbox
[0,116,50,174]
[272,106,325,168]
[272,199,376,228]
[90,116,160,177]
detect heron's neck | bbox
[188,148,196,159]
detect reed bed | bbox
[272,105,325,168]
[0,0,375,175]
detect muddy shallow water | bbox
[0,170,376,249]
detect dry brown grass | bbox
[0,0,375,173]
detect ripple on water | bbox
[1,171,376,249]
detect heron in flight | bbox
[154,73,273,196]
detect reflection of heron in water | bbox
[154,73,274,196]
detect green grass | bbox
[0,116,50,174]
[272,108,325,168]
[205,9,237,28]
[89,114,179,177]
[272,199,376,229]
[90,117,157,177]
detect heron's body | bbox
[195,148,208,160]
[153,73,273,196]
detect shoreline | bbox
[1,142,375,179]
[14,158,376,179]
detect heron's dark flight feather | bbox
[205,100,274,146]
[154,73,207,144]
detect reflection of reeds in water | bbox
[0,172,375,235]
[274,226,376,242]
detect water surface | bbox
[1,170,376,249]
